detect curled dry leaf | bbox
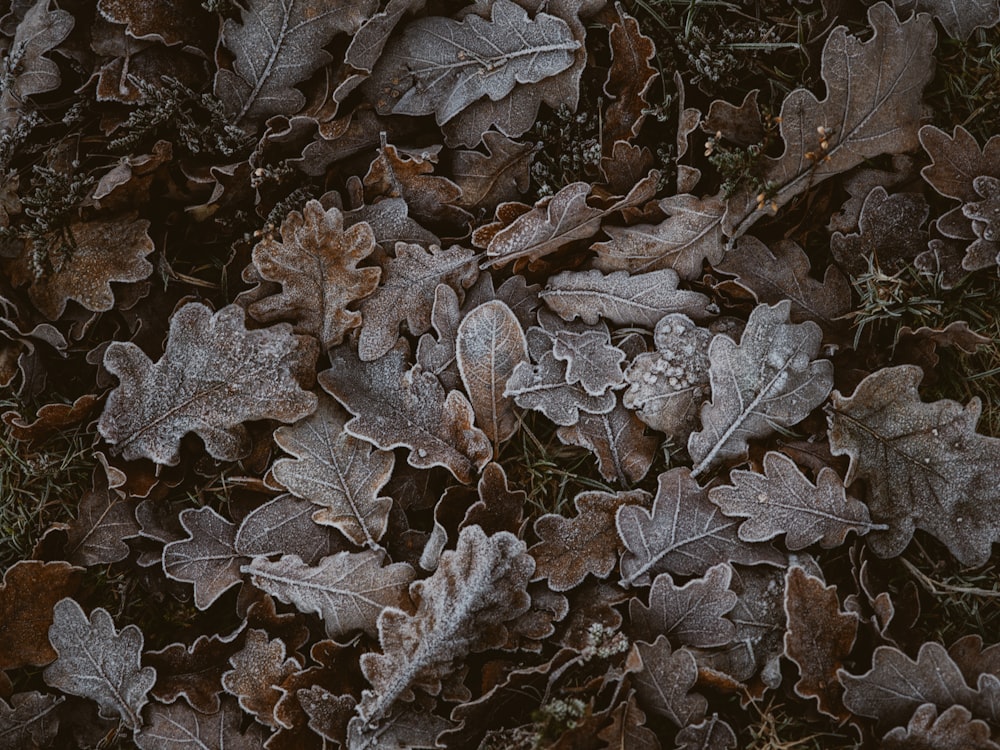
[709,451,882,550]
[530,489,650,592]
[162,506,245,611]
[0,692,63,749]
[248,200,380,351]
[43,598,156,730]
[357,525,533,729]
[222,629,301,729]
[271,395,395,549]
[827,364,1000,565]
[243,550,415,640]
[320,340,492,483]
[880,703,1000,750]
[627,636,707,728]
[689,301,833,477]
[99,303,317,466]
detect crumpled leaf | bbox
[271,395,395,549]
[827,364,1000,565]
[222,629,301,728]
[881,703,1000,750]
[456,300,529,445]
[724,3,936,239]
[163,506,245,610]
[530,489,649,592]
[556,396,658,485]
[243,551,415,640]
[0,692,63,749]
[357,243,478,361]
[43,598,156,730]
[714,236,850,330]
[783,566,859,719]
[320,340,492,483]
[451,132,534,214]
[602,4,658,145]
[623,313,712,438]
[215,0,374,126]
[247,200,380,351]
[894,0,1000,40]
[540,268,712,327]
[830,187,930,276]
[617,468,783,587]
[628,563,737,648]
[627,636,706,727]
[709,451,882,549]
[135,697,269,750]
[689,301,833,477]
[366,0,577,126]
[98,303,317,466]
[357,525,533,729]
[0,561,84,672]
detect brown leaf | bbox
[97,0,207,45]
[162,507,246,610]
[881,703,1000,750]
[357,242,479,361]
[271,395,395,549]
[234,494,345,564]
[783,566,858,719]
[0,561,83,671]
[919,125,1000,203]
[248,200,381,351]
[65,476,140,566]
[702,90,765,146]
[894,0,1000,40]
[596,693,659,750]
[627,636,706,727]
[320,340,492,483]
[297,685,356,743]
[602,4,658,145]
[451,133,535,214]
[531,489,649,592]
[628,564,737,648]
[674,715,738,750]
[556,396,658,485]
[456,300,529,445]
[222,629,301,728]
[827,364,1000,565]
[461,462,525,536]
[135,697,270,750]
[98,303,317,466]
[1,393,98,446]
[146,632,242,714]
[0,691,64,749]
[830,187,930,276]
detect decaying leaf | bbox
[99,303,317,466]
[135,697,270,750]
[689,301,833,477]
[244,550,415,640]
[881,703,1000,750]
[531,489,649,592]
[247,200,380,351]
[222,629,301,728]
[627,636,707,727]
[43,598,156,730]
[271,395,395,549]
[617,468,783,587]
[0,692,63,749]
[628,563,737,648]
[320,340,492,483]
[357,525,533,728]
[163,506,245,610]
[556,396,658,485]
[456,300,529,445]
[827,364,1000,565]
[709,451,881,550]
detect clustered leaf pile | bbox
[3,0,1000,747]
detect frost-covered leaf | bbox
[919,125,1000,204]
[43,598,156,730]
[674,715,738,750]
[98,303,317,466]
[248,201,380,351]
[348,706,453,750]
[551,328,626,396]
[357,526,533,728]
[556,396,657,485]
[235,494,343,564]
[725,4,937,238]
[215,0,373,126]
[366,0,577,126]
[689,301,833,477]
[783,566,858,719]
[603,4,658,144]
[709,451,881,549]
[881,703,1000,750]
[627,636,706,727]
[320,340,491,483]
[135,697,269,750]
[623,313,712,438]
[297,686,356,743]
[894,0,1000,39]
[715,237,850,330]
[451,132,534,213]
[540,268,712,327]
[222,629,301,729]
[0,561,83,671]
[357,243,478,361]
[163,507,245,611]
[531,489,649,592]
[596,693,658,750]
[65,479,140,566]
[456,300,529,445]
[830,187,930,276]
[0,692,63,749]
[243,551,414,640]
[617,468,783,587]
[97,0,205,46]
[146,632,242,715]
[628,564,737,648]
[827,364,1000,565]
[271,395,395,549]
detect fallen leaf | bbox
[222,629,301,728]
[830,187,930,276]
[674,715,738,750]
[893,0,1000,40]
[451,132,535,214]
[602,4,658,145]
[880,703,1000,750]
[595,692,659,750]
[627,636,707,727]
[146,631,242,714]
[162,506,246,610]
[234,494,344,564]
[135,697,270,750]
[65,477,140,566]
[556,396,658,485]
[0,692,63,749]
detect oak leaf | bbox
[135,697,270,750]
[674,715,738,750]
[99,303,317,466]
[881,703,1000,750]
[451,132,534,214]
[0,692,63,748]
[65,477,140,566]
[146,632,242,714]
[627,636,706,727]
[830,187,930,276]
[602,4,658,145]
[556,396,658,485]
[320,340,492,483]
[162,506,245,610]
[248,200,380,351]
[689,301,833,477]
[596,693,658,750]
[894,0,1000,39]
[222,629,301,729]
[827,364,1000,565]
[43,598,156,730]
[234,494,345,564]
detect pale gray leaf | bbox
[881,704,1000,750]
[628,564,737,648]
[556,396,657,485]
[675,715,738,750]
[551,328,625,396]
[347,706,453,750]
[504,349,615,426]
[628,636,706,727]
[163,507,246,611]
[135,698,269,750]
[0,692,63,748]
